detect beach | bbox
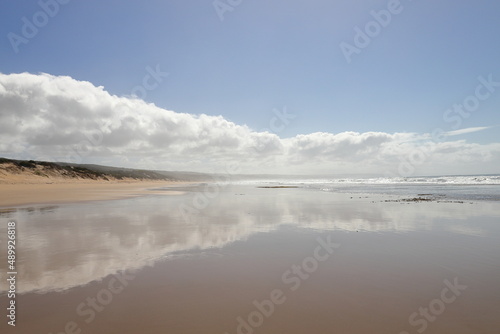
[2,1,499,333]
[0,159,189,207]
[1,182,500,333]
[0,181,186,207]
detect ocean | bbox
[1,178,500,333]
[234,174,500,201]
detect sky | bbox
[0,0,499,176]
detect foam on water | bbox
[234,175,500,201]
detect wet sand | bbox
[1,185,500,333]
[0,181,186,207]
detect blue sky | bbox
[1,0,499,175]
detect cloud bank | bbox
[1,72,498,175]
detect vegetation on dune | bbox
[0,157,174,181]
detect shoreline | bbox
[0,180,189,208]
[2,184,499,333]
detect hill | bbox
[0,157,211,184]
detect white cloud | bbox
[1,72,499,175]
[444,126,491,137]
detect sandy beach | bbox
[2,1,498,332]
[1,184,500,333]
[0,181,187,207]
[0,160,191,207]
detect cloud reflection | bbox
[0,186,497,294]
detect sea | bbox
[1,174,500,333]
[234,174,500,201]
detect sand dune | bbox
[0,159,186,207]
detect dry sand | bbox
[0,179,185,207]
[0,162,191,207]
